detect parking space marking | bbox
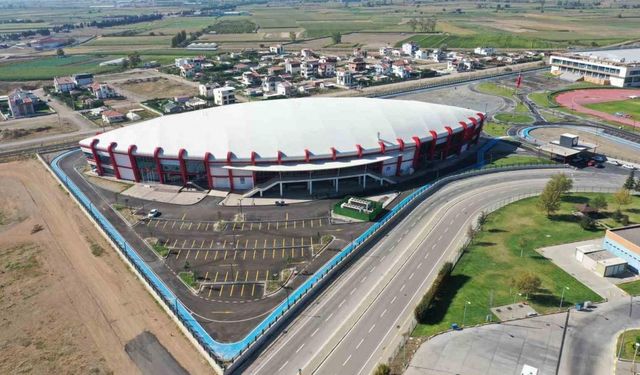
[200,240,205,249]
[258,222,262,230]
[272,238,276,248]
[291,248,295,258]
[264,270,269,282]
[251,284,256,297]
[253,249,256,260]
[254,239,257,249]
[179,221,185,230]
[233,250,238,260]
[267,222,270,230]
[204,250,208,261]
[276,221,279,230]
[207,286,213,298]
[162,221,168,230]
[255,270,260,282]
[176,249,182,260]
[243,250,247,260]
[240,284,245,297]
[172,239,178,248]
[222,239,227,249]
[293,220,296,229]
[214,271,219,283]
[310,237,314,246]
[232,222,237,231]
[282,238,285,248]
[263,239,267,248]
[301,247,304,257]
[146,220,152,227]
[223,250,228,260]
[262,249,266,259]
[235,240,239,249]
[219,284,224,297]
[155,220,160,228]
[191,239,196,248]
[170,221,175,229]
[194,250,200,260]
[234,271,239,282]
[272,249,275,259]
[245,239,249,248]
[213,251,218,261]
[205,223,210,231]
[204,271,209,282]
[285,213,288,229]
[210,239,215,249]
[302,220,305,229]
[282,248,285,258]
[181,213,187,220]
[197,223,201,231]
[318,218,322,227]
[182,239,187,249]
[185,250,191,260]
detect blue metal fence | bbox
[50,141,500,365]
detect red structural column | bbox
[378,141,386,154]
[277,150,283,164]
[304,149,311,163]
[395,138,404,176]
[457,122,469,155]
[356,144,363,158]
[178,148,188,186]
[89,138,104,176]
[411,136,421,169]
[203,152,213,189]
[107,142,122,180]
[226,152,234,191]
[251,151,257,188]
[443,127,454,158]
[473,114,484,144]
[127,145,141,182]
[331,147,337,161]
[153,147,164,184]
[428,130,438,160]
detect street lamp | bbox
[513,292,522,304]
[633,342,640,374]
[559,286,570,309]
[462,301,471,327]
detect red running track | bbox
[555,88,640,128]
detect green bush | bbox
[373,363,391,375]
[580,215,595,230]
[414,262,453,324]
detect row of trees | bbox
[407,17,437,33]
[89,14,163,29]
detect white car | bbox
[622,164,637,170]
[606,160,622,166]
[147,209,160,218]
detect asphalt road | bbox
[242,168,626,375]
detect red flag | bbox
[515,74,522,88]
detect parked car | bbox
[606,160,622,166]
[147,208,160,218]
[622,164,637,170]
[591,155,605,162]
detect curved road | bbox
[241,168,626,375]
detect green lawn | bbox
[529,92,555,109]
[486,155,554,167]
[179,271,197,288]
[619,280,640,296]
[0,55,122,80]
[616,330,640,361]
[476,82,516,99]
[412,193,627,338]
[584,99,640,122]
[494,113,534,124]
[482,122,510,137]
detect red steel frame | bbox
[395,138,404,176]
[178,148,188,186]
[330,147,337,161]
[226,151,234,191]
[89,138,104,176]
[428,130,438,160]
[411,136,421,169]
[127,145,141,182]
[107,142,122,179]
[204,152,213,189]
[153,147,164,184]
[443,127,454,158]
[356,144,364,158]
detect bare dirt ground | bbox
[529,127,640,163]
[113,77,197,101]
[0,116,78,143]
[0,159,214,375]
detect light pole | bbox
[559,286,570,309]
[462,301,471,327]
[513,292,522,304]
[633,342,640,373]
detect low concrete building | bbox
[199,82,219,98]
[53,76,76,93]
[89,83,118,100]
[101,110,125,124]
[604,225,640,272]
[575,244,627,277]
[8,89,41,118]
[73,73,94,87]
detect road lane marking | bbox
[390,296,397,304]
[295,343,305,354]
[380,309,387,318]
[400,283,405,292]
[368,324,376,333]
[338,299,346,308]
[356,338,364,349]
[278,361,289,372]
[311,328,319,337]
[360,276,367,284]
[409,272,415,280]
[325,312,334,322]
[417,262,423,268]
[342,354,352,366]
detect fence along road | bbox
[244,168,626,375]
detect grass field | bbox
[616,330,640,362]
[529,92,555,108]
[482,122,510,137]
[486,155,553,167]
[619,280,640,297]
[0,55,122,81]
[476,82,516,98]
[494,113,534,124]
[412,192,640,338]
[584,99,640,122]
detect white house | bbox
[374,63,392,76]
[53,76,76,93]
[414,49,429,60]
[379,46,392,56]
[89,83,117,100]
[213,86,236,106]
[301,49,315,59]
[276,81,293,97]
[270,44,284,55]
[262,76,282,93]
[336,69,353,87]
[317,63,335,77]
[101,110,125,124]
[285,59,301,75]
[392,62,412,79]
[474,47,496,56]
[199,82,219,98]
[402,42,418,56]
[242,71,261,86]
[301,60,318,79]
[73,73,94,87]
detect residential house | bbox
[180,64,196,79]
[101,110,125,124]
[414,49,429,60]
[347,58,366,73]
[175,57,192,68]
[174,96,190,104]
[392,61,412,79]
[301,60,319,79]
[379,46,392,56]
[213,86,236,106]
[32,37,68,50]
[199,82,219,98]
[374,63,391,76]
[262,76,282,93]
[276,81,293,97]
[163,102,182,114]
[300,49,315,59]
[8,89,40,118]
[319,56,338,64]
[242,71,262,86]
[474,47,496,56]
[73,73,94,87]
[234,63,250,72]
[391,49,403,57]
[336,69,353,87]
[285,59,301,75]
[268,66,285,76]
[270,44,284,55]
[402,42,418,56]
[430,49,446,62]
[317,63,335,78]
[186,97,207,109]
[126,111,141,121]
[53,76,76,93]
[353,48,367,58]
[89,83,117,100]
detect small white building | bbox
[199,82,219,98]
[285,59,301,75]
[53,76,76,93]
[414,49,429,60]
[474,47,496,56]
[301,60,318,79]
[126,111,141,121]
[73,73,94,87]
[402,42,418,56]
[301,49,315,59]
[270,44,284,55]
[213,86,236,106]
[89,83,117,100]
[336,69,353,87]
[379,46,392,56]
[276,81,293,97]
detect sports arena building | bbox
[79,98,484,197]
[550,48,640,88]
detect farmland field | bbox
[0,55,122,81]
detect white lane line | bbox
[409,272,415,280]
[278,360,289,372]
[368,324,376,333]
[431,244,437,249]
[350,289,356,296]
[400,284,406,292]
[311,327,319,337]
[390,296,397,304]
[295,343,305,354]
[338,299,346,308]
[417,262,423,268]
[369,267,375,273]
[380,309,387,318]
[356,338,364,349]
[444,227,449,233]
[360,276,367,284]
[325,312,335,322]
[342,354,352,367]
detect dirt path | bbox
[0,159,214,374]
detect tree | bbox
[331,32,342,44]
[373,363,391,375]
[407,18,418,32]
[550,173,573,194]
[580,215,595,230]
[56,48,65,57]
[128,51,141,67]
[289,31,296,42]
[515,272,541,299]
[613,188,632,209]
[624,170,636,190]
[591,194,607,211]
[538,182,561,216]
